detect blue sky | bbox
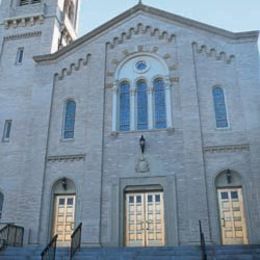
[78,0,260,36]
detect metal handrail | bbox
[41,234,58,260]
[70,222,82,259]
[199,220,207,260]
[0,225,8,251]
[0,224,24,250]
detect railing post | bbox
[70,222,82,259]
[6,224,10,246]
[41,234,58,260]
[199,220,207,260]
[14,226,17,247]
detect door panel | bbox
[217,188,248,245]
[53,195,76,243]
[125,192,165,247]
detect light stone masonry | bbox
[0,0,259,248]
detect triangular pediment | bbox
[34,3,258,63]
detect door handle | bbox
[145,220,152,230]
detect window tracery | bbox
[112,54,172,132]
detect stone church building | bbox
[0,0,260,249]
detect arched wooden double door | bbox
[52,178,76,245]
[216,171,248,245]
[217,188,248,245]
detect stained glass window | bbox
[64,100,76,139]
[213,87,228,128]
[154,79,166,129]
[137,80,148,130]
[119,81,130,131]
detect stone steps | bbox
[0,245,260,259]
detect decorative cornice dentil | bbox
[4,15,45,29]
[55,54,91,81]
[107,23,176,49]
[192,42,235,64]
[203,144,249,153]
[47,154,86,162]
[4,31,42,41]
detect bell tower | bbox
[0,0,80,54]
[0,0,81,245]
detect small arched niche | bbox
[215,169,242,188]
[52,177,76,195]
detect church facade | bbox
[0,0,260,248]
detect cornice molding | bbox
[53,53,91,81]
[204,144,250,153]
[107,23,176,49]
[47,154,86,162]
[4,31,42,41]
[192,42,235,64]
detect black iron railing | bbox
[0,223,24,250]
[70,222,82,259]
[41,234,58,260]
[199,220,207,260]
[0,238,6,251]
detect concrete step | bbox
[0,245,260,260]
[0,246,70,259]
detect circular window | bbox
[134,60,150,73]
[136,60,147,71]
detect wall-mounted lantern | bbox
[62,177,67,190]
[139,135,145,154]
[226,169,232,184]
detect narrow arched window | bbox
[137,80,148,130]
[0,193,4,220]
[64,100,76,139]
[119,81,130,131]
[154,78,166,129]
[213,87,228,128]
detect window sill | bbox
[111,127,175,136]
[215,126,231,131]
[60,138,75,142]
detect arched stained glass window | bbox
[64,100,76,139]
[154,79,166,129]
[213,87,228,128]
[119,81,130,131]
[137,80,148,130]
[0,193,4,220]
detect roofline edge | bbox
[33,4,260,63]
